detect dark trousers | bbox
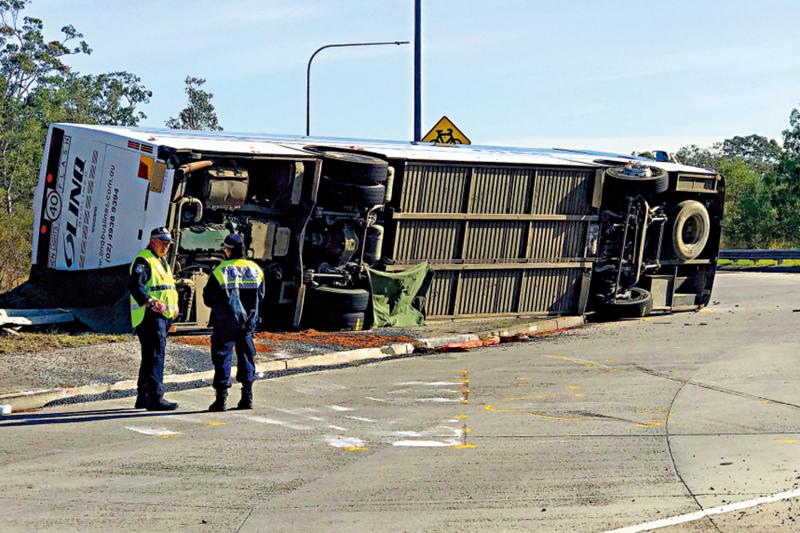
[135,312,171,400]
[211,328,257,391]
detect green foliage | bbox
[165,76,222,131]
[676,125,800,249]
[717,158,776,248]
[0,0,150,215]
[0,206,31,291]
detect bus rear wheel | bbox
[597,287,653,318]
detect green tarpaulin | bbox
[367,262,434,327]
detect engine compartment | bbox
[161,149,390,331]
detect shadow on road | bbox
[0,408,209,428]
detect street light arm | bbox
[306,40,410,136]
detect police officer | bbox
[129,227,179,411]
[203,233,265,412]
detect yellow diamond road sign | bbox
[422,116,470,145]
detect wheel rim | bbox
[682,214,703,246]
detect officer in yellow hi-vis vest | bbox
[129,227,180,411]
[203,233,265,412]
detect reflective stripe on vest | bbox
[129,248,179,328]
[212,258,264,291]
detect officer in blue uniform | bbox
[203,233,266,412]
[129,227,179,411]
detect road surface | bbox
[2,272,799,532]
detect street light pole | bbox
[306,40,409,136]
[414,0,422,142]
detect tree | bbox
[0,0,151,214]
[0,0,89,213]
[717,158,777,248]
[165,76,222,131]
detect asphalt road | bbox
[2,272,800,532]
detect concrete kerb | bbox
[0,316,585,413]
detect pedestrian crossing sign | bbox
[422,116,471,145]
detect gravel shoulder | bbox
[0,317,542,396]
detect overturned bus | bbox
[28,124,723,331]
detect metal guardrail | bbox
[718,249,800,261]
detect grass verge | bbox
[717,259,800,268]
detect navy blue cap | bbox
[223,233,244,248]
[150,227,172,242]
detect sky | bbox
[26,0,800,154]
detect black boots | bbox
[209,389,228,412]
[134,391,148,409]
[146,398,178,411]
[208,385,252,412]
[237,383,253,410]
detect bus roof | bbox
[52,124,715,174]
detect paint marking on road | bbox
[389,430,423,438]
[327,424,347,431]
[604,487,800,533]
[451,443,477,449]
[504,394,549,401]
[459,369,469,375]
[455,414,467,420]
[125,426,180,437]
[207,421,225,426]
[345,416,376,423]
[324,436,366,449]
[329,405,355,412]
[544,355,616,371]
[392,439,459,447]
[774,438,799,444]
[636,421,664,427]
[246,416,311,430]
[573,393,586,398]
[395,381,460,386]
[414,397,462,403]
[365,396,388,403]
[159,434,178,439]
[172,415,206,423]
[344,446,368,452]
[568,385,579,390]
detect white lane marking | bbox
[273,407,320,415]
[345,416,376,423]
[324,436,366,448]
[172,415,206,423]
[327,425,347,432]
[329,405,355,412]
[605,487,800,533]
[414,398,462,403]
[388,389,411,395]
[392,439,460,447]
[389,431,423,438]
[125,426,179,436]
[365,396,388,403]
[246,416,311,431]
[395,381,461,386]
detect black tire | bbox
[318,177,386,208]
[672,200,710,261]
[308,311,366,331]
[321,151,388,184]
[605,166,669,195]
[306,285,370,313]
[598,287,653,318]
